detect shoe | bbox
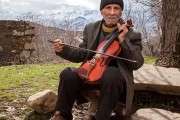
[50,111,65,120]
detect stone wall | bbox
[0,20,81,66]
[0,20,35,65]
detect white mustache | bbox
[107,16,119,19]
[105,16,119,20]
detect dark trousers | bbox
[55,67,125,120]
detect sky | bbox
[0,0,102,12]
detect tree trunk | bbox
[155,0,180,68]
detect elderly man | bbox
[50,0,144,120]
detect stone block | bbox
[132,108,180,120]
[27,90,57,113]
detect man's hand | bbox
[117,23,129,43]
[50,39,64,53]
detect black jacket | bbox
[56,20,144,116]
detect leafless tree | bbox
[136,0,180,68]
[60,14,81,46]
[124,0,161,56]
[155,0,180,67]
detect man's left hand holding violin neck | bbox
[117,22,129,43]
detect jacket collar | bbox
[88,20,103,50]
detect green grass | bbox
[0,56,156,101]
[0,63,79,101]
[144,56,157,64]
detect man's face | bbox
[101,4,122,27]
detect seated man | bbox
[50,0,144,119]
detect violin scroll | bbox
[119,18,134,29]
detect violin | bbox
[77,19,134,83]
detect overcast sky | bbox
[0,0,102,12]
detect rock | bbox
[134,64,180,95]
[6,106,16,113]
[0,114,8,120]
[72,103,90,120]
[27,90,57,113]
[24,111,51,120]
[132,108,180,120]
